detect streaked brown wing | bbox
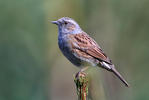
[68,32,112,64]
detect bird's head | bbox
[51,17,82,34]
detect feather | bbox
[68,32,112,64]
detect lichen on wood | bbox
[74,71,90,100]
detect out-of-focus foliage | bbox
[0,0,49,100]
[1,0,149,100]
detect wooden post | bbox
[74,68,106,100]
[74,71,90,100]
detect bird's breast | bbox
[58,35,82,67]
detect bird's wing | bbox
[68,32,112,64]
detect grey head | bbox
[51,17,83,34]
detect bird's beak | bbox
[51,21,59,25]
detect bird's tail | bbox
[110,65,129,87]
[99,62,129,87]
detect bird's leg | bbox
[80,66,89,72]
[73,67,89,84]
[74,67,88,79]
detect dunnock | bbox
[52,17,129,87]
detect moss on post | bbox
[74,68,106,100]
[74,71,90,100]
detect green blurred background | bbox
[1,0,149,100]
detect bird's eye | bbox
[64,21,68,25]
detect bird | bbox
[51,17,129,87]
